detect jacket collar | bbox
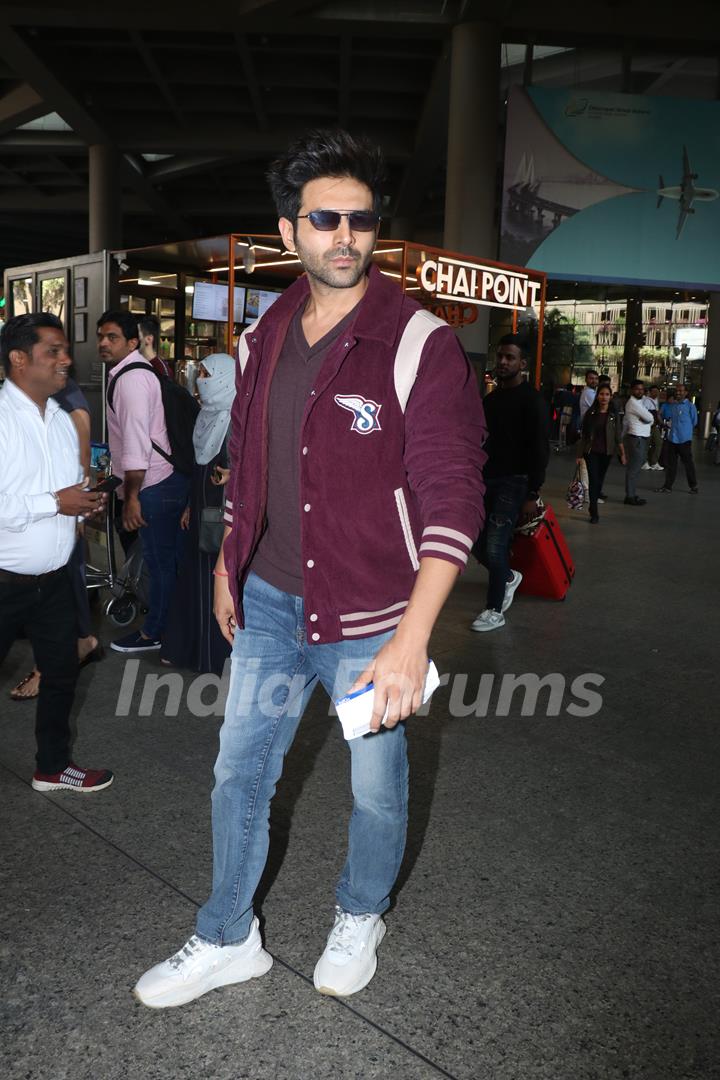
[254,263,408,347]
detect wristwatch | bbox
[51,491,61,514]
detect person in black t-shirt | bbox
[471,335,549,633]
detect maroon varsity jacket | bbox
[223,264,487,643]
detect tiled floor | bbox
[1,449,718,1080]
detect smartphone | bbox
[89,475,122,494]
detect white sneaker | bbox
[641,462,651,470]
[501,570,523,613]
[470,609,506,632]
[651,463,664,470]
[133,917,272,1009]
[313,906,386,997]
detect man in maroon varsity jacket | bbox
[135,129,486,1009]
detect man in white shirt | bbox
[0,313,113,793]
[622,379,654,506]
[579,370,599,421]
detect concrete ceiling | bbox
[1,0,719,273]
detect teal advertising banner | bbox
[501,86,720,288]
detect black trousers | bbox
[585,452,612,512]
[664,440,697,490]
[472,475,528,611]
[68,535,92,639]
[0,568,78,773]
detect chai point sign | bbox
[419,255,544,311]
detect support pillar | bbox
[89,143,122,252]
[701,293,720,433]
[444,20,501,363]
[621,296,643,387]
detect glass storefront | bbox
[540,281,708,395]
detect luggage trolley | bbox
[84,444,150,626]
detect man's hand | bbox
[211,466,231,487]
[55,481,105,518]
[349,630,428,732]
[517,498,541,527]
[122,494,146,531]
[180,505,190,530]
[214,574,237,644]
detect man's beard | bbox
[294,240,374,290]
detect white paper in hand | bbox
[335,661,440,741]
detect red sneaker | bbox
[32,763,114,793]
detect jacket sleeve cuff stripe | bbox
[223,511,233,525]
[419,541,469,565]
[421,525,473,551]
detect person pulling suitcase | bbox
[471,335,550,633]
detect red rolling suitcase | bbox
[511,505,575,600]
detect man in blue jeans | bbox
[471,335,549,633]
[97,310,189,653]
[134,129,486,1007]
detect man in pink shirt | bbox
[97,310,189,653]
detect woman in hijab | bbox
[160,354,236,675]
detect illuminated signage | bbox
[419,256,542,312]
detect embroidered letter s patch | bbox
[334,395,383,434]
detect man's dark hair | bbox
[266,128,385,223]
[97,309,139,342]
[631,379,645,388]
[496,333,529,359]
[586,370,599,379]
[0,312,63,371]
[138,314,159,348]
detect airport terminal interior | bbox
[1,3,719,1079]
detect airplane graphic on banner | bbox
[656,146,719,239]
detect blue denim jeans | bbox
[138,471,189,638]
[195,572,408,946]
[473,475,528,611]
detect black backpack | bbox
[107,362,200,476]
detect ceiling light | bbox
[253,258,302,269]
[241,236,256,274]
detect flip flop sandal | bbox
[10,670,40,701]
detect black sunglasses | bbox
[296,209,381,232]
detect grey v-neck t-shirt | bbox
[249,301,359,597]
